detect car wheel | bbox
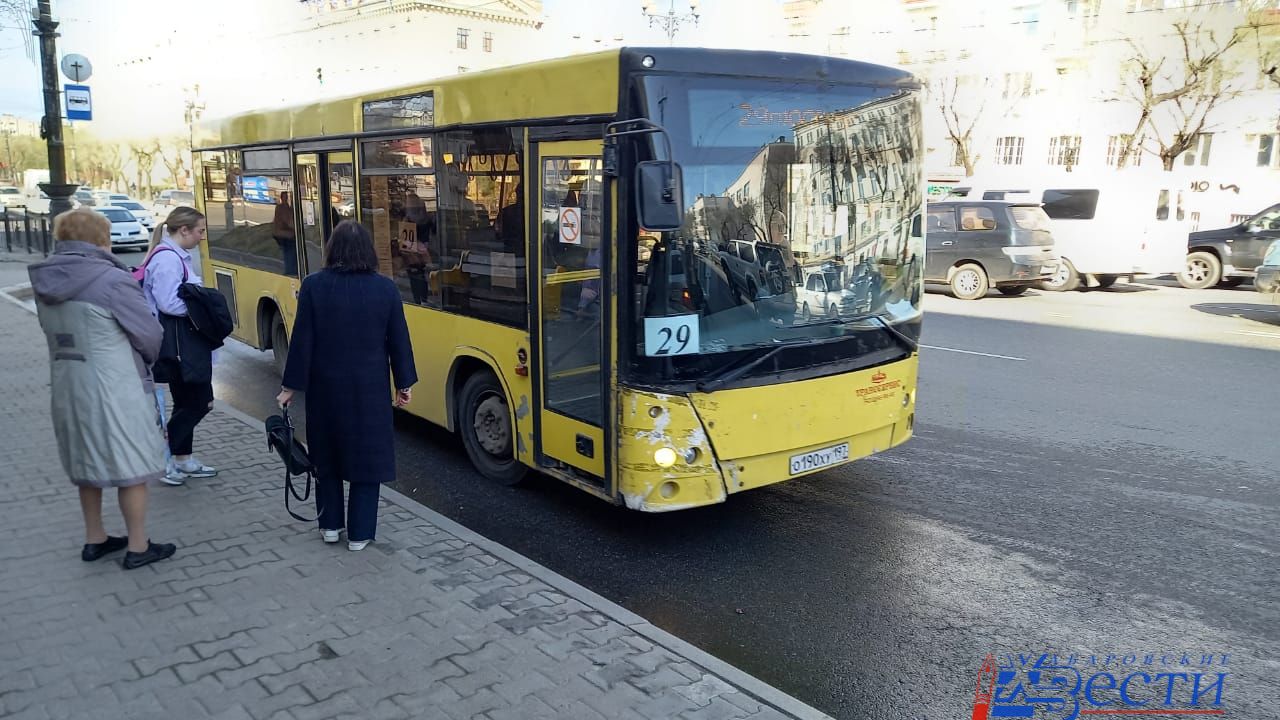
[1094,274,1119,289]
[1041,259,1080,292]
[1178,252,1221,290]
[270,314,288,376]
[949,263,989,300]
[827,303,839,318]
[1217,277,1245,288]
[997,285,1029,296]
[457,370,527,486]
[801,302,811,321]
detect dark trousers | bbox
[167,379,213,456]
[317,478,380,542]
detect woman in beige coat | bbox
[28,208,177,569]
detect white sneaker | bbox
[161,470,186,486]
[348,539,371,552]
[320,529,340,544]
[174,458,217,478]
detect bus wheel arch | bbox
[449,355,528,486]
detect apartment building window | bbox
[457,27,470,49]
[483,31,493,52]
[1258,134,1280,168]
[1047,135,1081,166]
[1018,5,1040,34]
[1002,72,1032,100]
[995,136,1025,166]
[1105,135,1142,167]
[1181,133,1212,167]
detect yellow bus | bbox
[193,47,924,511]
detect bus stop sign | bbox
[65,84,92,121]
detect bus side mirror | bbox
[636,161,684,232]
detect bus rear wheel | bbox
[270,314,289,375]
[458,370,527,486]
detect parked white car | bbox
[152,189,195,220]
[96,206,149,252]
[112,199,156,231]
[0,185,22,207]
[796,266,860,321]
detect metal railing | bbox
[0,206,53,256]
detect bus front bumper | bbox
[617,357,918,511]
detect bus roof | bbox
[196,47,918,150]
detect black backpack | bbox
[265,406,320,522]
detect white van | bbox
[948,176,1190,290]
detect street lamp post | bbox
[640,0,699,44]
[32,0,76,216]
[183,85,205,191]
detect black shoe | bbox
[81,536,129,562]
[122,541,176,570]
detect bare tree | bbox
[1116,16,1245,170]
[157,137,191,190]
[934,76,987,177]
[129,142,159,198]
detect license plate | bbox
[789,442,850,476]
[1041,265,1058,273]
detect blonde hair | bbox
[150,205,206,248]
[53,208,111,249]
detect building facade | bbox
[786,0,1280,227]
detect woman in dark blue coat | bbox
[277,221,417,551]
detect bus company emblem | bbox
[857,373,901,402]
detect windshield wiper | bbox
[695,337,840,393]
[846,313,920,353]
[790,313,919,353]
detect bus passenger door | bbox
[533,141,607,483]
[293,153,324,274]
[294,149,355,275]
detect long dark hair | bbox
[324,220,378,273]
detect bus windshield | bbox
[632,74,923,380]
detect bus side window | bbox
[437,127,527,329]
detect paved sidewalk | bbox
[0,272,828,719]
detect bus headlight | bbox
[654,448,678,467]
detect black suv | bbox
[924,200,1059,300]
[1178,203,1280,289]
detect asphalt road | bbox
[211,279,1280,719]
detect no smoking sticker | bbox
[558,206,581,245]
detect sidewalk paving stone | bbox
[0,266,831,720]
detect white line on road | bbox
[920,344,1028,361]
[1230,330,1280,339]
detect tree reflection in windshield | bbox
[636,75,924,361]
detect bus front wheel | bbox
[458,370,527,486]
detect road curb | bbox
[0,282,35,314]
[214,398,834,720]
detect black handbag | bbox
[265,405,319,522]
